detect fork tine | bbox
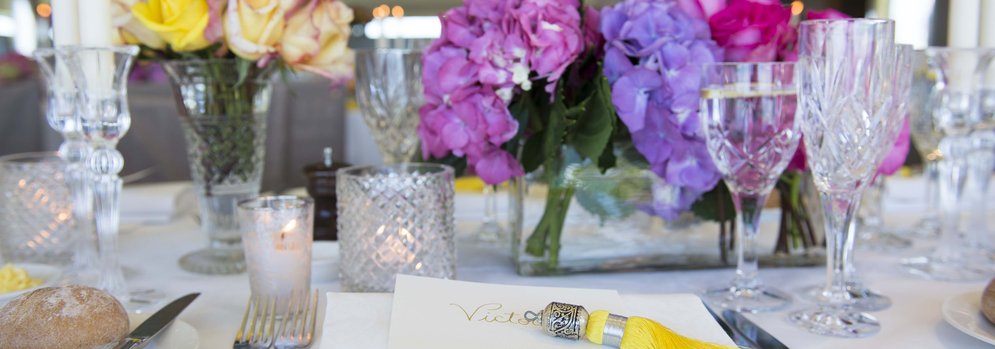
[235,295,253,343]
[264,295,278,346]
[306,289,319,343]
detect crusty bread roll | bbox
[0,285,129,349]
[984,278,995,325]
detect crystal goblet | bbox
[354,49,423,164]
[789,19,904,338]
[699,62,800,313]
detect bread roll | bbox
[0,285,129,349]
[984,278,995,325]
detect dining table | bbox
[111,174,995,349]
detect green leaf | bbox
[567,73,616,162]
[690,180,736,223]
[235,58,252,87]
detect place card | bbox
[387,275,623,349]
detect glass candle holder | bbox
[0,152,75,265]
[337,163,455,292]
[238,196,314,308]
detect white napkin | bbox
[120,181,192,225]
[318,293,734,349]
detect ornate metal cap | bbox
[536,302,589,341]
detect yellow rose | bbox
[224,0,291,60]
[112,0,166,49]
[131,0,212,52]
[279,0,353,82]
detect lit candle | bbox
[245,218,311,310]
[51,0,79,46]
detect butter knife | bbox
[115,293,200,349]
[722,309,789,349]
[704,304,757,348]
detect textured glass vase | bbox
[337,164,455,292]
[163,60,273,274]
[0,153,75,265]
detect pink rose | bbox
[807,8,850,20]
[708,0,792,62]
[676,0,727,21]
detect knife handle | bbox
[115,337,145,349]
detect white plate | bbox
[129,313,200,349]
[942,291,995,345]
[0,263,61,304]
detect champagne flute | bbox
[699,62,799,313]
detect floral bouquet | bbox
[110,0,355,274]
[420,0,911,271]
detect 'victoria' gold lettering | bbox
[450,303,534,326]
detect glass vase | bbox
[511,149,823,276]
[163,60,274,275]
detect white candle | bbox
[51,0,79,46]
[78,0,113,46]
[949,0,981,48]
[980,0,995,85]
[245,218,311,311]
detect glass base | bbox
[179,247,245,274]
[702,285,792,313]
[858,231,912,251]
[901,218,940,239]
[901,256,992,282]
[798,284,891,312]
[124,288,167,313]
[788,307,880,337]
[474,221,508,244]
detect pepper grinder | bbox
[304,147,349,240]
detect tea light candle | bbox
[239,197,314,311]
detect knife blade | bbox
[704,304,757,348]
[116,293,200,349]
[722,309,789,349]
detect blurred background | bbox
[0,0,953,191]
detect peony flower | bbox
[112,0,167,49]
[707,0,792,62]
[279,0,354,84]
[224,0,293,60]
[132,0,213,52]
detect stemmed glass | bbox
[901,47,995,281]
[475,184,508,243]
[354,49,423,164]
[788,19,903,337]
[908,50,944,239]
[699,62,800,313]
[60,45,138,302]
[32,48,98,283]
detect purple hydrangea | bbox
[601,0,723,220]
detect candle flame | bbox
[282,219,298,232]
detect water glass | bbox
[337,163,455,292]
[238,196,314,310]
[0,153,75,265]
[698,62,800,313]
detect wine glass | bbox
[354,49,423,164]
[908,50,943,239]
[788,19,903,338]
[698,62,799,313]
[901,47,995,281]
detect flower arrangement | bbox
[111,0,354,84]
[420,0,911,268]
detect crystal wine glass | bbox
[908,50,943,239]
[788,19,903,338]
[60,45,138,302]
[902,47,995,281]
[699,62,799,313]
[354,49,423,164]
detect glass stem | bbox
[819,191,859,305]
[90,146,128,302]
[967,131,994,248]
[60,139,98,275]
[935,136,970,260]
[482,185,498,225]
[731,192,766,289]
[924,159,939,220]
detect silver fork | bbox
[274,289,319,349]
[233,294,279,349]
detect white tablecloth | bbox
[113,176,995,349]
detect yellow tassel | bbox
[586,310,735,349]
